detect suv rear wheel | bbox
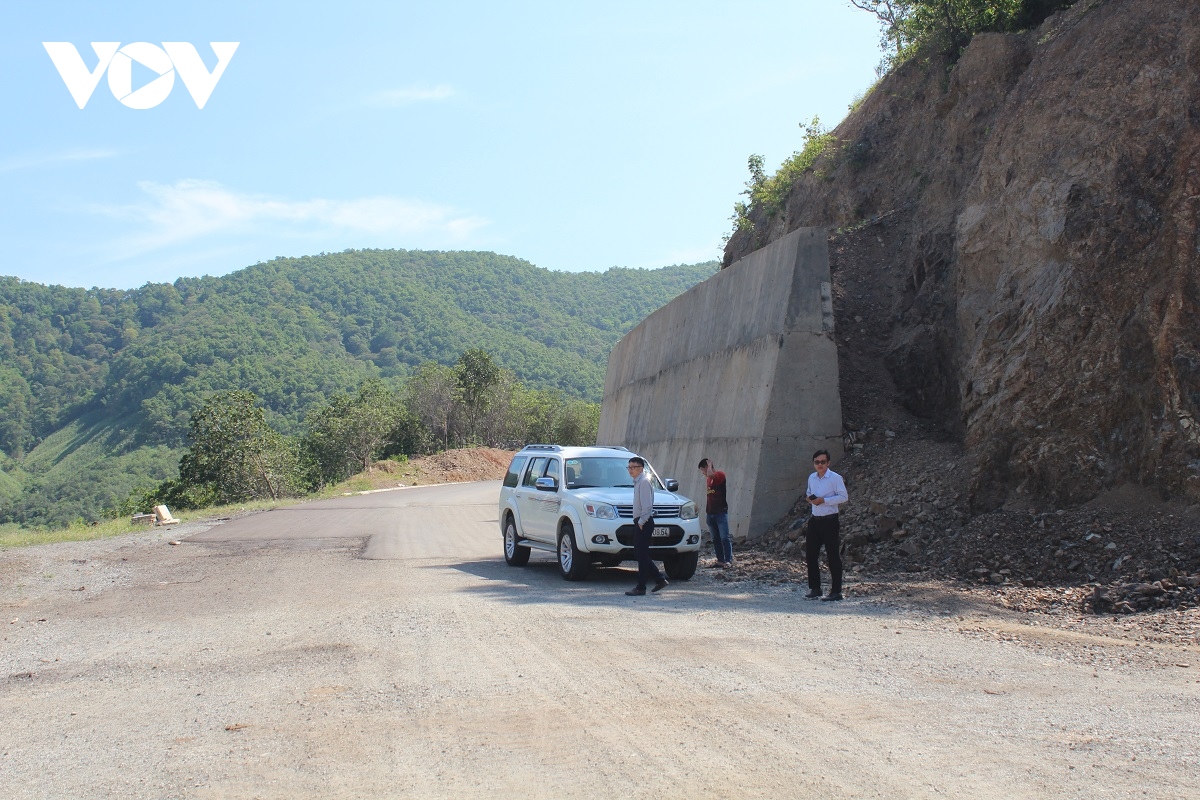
[504,517,531,566]
[557,524,592,581]
[663,551,699,581]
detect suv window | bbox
[544,458,561,487]
[566,456,665,490]
[522,457,548,487]
[503,456,527,488]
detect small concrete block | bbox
[153,504,180,525]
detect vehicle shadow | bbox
[430,557,946,619]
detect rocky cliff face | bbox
[725,0,1200,510]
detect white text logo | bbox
[43,42,239,109]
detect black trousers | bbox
[634,518,664,588]
[806,513,842,594]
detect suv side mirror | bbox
[535,476,558,492]
[665,478,679,492]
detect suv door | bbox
[515,456,549,541]
[540,458,563,539]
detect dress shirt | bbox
[633,471,654,525]
[807,469,848,517]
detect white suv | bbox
[498,445,703,581]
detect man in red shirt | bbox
[698,458,732,567]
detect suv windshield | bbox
[563,457,664,491]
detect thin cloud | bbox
[0,148,117,173]
[366,84,456,107]
[90,179,489,260]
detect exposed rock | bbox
[1081,577,1198,614]
[724,0,1200,510]
[726,1,1200,619]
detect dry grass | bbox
[0,496,299,550]
[0,517,142,549]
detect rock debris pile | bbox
[753,433,1200,615]
[1083,577,1200,615]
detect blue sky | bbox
[1,1,882,289]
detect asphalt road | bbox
[187,481,502,560]
[2,481,1198,799]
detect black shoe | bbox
[652,579,669,593]
[821,593,844,602]
[626,587,646,596]
[805,590,822,599]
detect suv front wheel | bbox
[557,524,592,581]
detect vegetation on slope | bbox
[0,251,716,527]
[728,2,1078,243]
[850,1,1075,67]
[126,348,598,515]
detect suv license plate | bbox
[652,527,671,537]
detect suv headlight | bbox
[585,502,617,520]
[679,501,698,520]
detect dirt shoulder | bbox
[720,549,1200,655]
[328,447,515,493]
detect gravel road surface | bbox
[2,481,1197,798]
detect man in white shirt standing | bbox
[804,449,848,601]
[625,456,669,596]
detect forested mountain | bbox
[0,250,716,526]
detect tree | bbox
[512,386,561,446]
[849,1,912,62]
[455,349,501,408]
[904,0,1023,55]
[177,390,304,504]
[0,366,33,458]
[406,362,457,451]
[305,378,409,484]
[848,1,1064,66]
[474,370,527,448]
[454,349,501,445]
[554,399,600,447]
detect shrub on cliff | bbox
[851,0,1074,65]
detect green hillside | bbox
[0,250,717,527]
[7,412,179,526]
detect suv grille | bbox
[613,504,681,519]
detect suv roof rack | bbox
[521,444,630,453]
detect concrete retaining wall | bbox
[597,227,842,541]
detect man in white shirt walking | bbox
[804,449,848,601]
[625,456,668,596]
